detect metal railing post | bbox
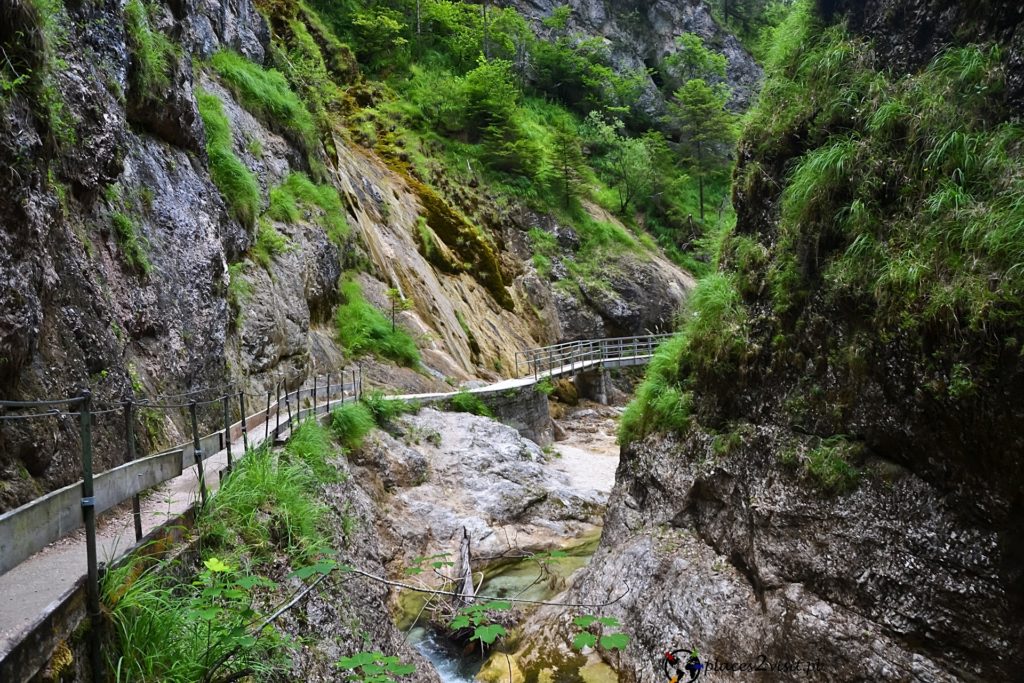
[239,391,249,453]
[312,375,318,418]
[264,389,271,442]
[275,384,281,435]
[123,398,143,542]
[79,390,102,682]
[222,395,233,474]
[190,401,208,508]
[326,373,331,412]
[285,385,293,427]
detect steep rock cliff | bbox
[0,0,695,510]
[505,0,762,112]
[528,1,1024,680]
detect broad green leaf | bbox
[573,615,598,628]
[599,633,630,651]
[572,632,598,650]
[405,567,424,576]
[450,615,471,630]
[473,624,507,644]
[388,663,416,675]
[204,557,232,573]
[290,559,338,580]
[597,616,620,627]
[337,651,381,669]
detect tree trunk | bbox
[697,141,705,222]
[482,0,490,59]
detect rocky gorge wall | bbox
[504,0,763,113]
[517,1,1024,681]
[0,0,695,511]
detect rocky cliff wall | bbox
[504,0,762,113]
[522,1,1024,680]
[0,0,695,511]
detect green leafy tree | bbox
[582,112,657,214]
[668,79,736,221]
[552,125,586,206]
[665,33,728,85]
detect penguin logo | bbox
[662,648,704,682]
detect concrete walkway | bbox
[0,412,277,658]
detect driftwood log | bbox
[453,527,475,607]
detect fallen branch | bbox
[346,566,630,608]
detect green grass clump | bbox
[805,437,861,493]
[361,390,420,426]
[123,0,174,97]
[743,3,1024,336]
[267,172,349,244]
[227,261,252,326]
[330,401,376,449]
[210,50,319,160]
[196,89,260,227]
[102,555,282,682]
[619,273,748,443]
[252,219,293,268]
[447,390,493,418]
[202,444,327,562]
[286,418,340,482]
[335,279,420,366]
[111,211,153,275]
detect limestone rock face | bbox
[507,0,763,112]
[362,409,606,566]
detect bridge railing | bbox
[514,333,674,380]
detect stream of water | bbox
[404,531,602,683]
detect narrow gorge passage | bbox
[383,403,624,683]
[2,0,1022,680]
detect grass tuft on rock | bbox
[267,172,349,245]
[335,279,420,366]
[211,50,320,163]
[196,89,260,227]
[330,402,376,450]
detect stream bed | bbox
[404,530,603,683]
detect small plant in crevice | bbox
[570,614,630,652]
[447,389,493,418]
[335,279,421,366]
[111,211,153,275]
[227,261,252,327]
[252,219,294,268]
[196,89,260,227]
